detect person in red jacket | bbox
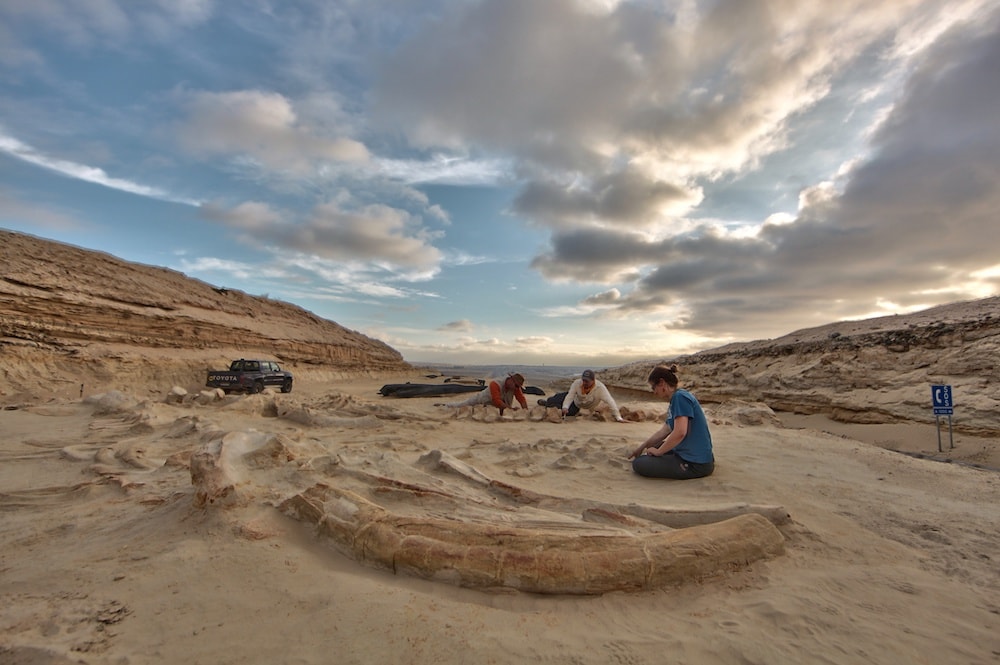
[439,373,528,415]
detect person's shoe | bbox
[537,399,548,406]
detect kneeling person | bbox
[539,369,625,423]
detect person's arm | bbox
[561,380,581,414]
[646,416,689,456]
[595,384,624,421]
[629,421,672,459]
[514,386,528,409]
[488,381,505,410]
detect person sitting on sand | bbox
[628,364,714,479]
[438,373,528,415]
[538,369,625,422]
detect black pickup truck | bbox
[205,359,293,394]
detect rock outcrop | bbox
[602,297,1000,435]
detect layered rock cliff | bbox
[1,229,409,401]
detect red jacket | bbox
[489,379,527,410]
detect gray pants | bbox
[443,388,492,408]
[632,450,714,479]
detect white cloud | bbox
[0,131,200,206]
[201,199,443,273]
[371,153,512,186]
[177,90,370,174]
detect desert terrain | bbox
[2,230,998,664]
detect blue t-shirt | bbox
[666,389,714,463]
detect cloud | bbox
[178,252,439,305]
[515,335,554,346]
[0,1,130,49]
[201,199,443,274]
[581,288,622,306]
[576,9,1000,337]
[0,131,199,205]
[529,226,657,282]
[370,0,1000,339]
[358,151,511,186]
[438,320,474,333]
[177,256,290,282]
[374,0,958,230]
[0,1,212,53]
[177,90,370,174]
[513,167,700,228]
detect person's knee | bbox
[631,456,661,478]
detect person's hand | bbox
[628,444,645,460]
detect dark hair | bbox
[647,364,679,387]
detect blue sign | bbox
[931,384,953,415]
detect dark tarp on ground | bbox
[378,383,545,398]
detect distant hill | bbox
[0,229,409,402]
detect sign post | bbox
[931,384,954,452]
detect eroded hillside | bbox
[1,229,409,401]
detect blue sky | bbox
[2,0,999,367]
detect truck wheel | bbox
[280,379,293,393]
[251,380,264,394]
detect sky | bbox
[2,0,1000,367]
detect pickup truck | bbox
[205,359,293,394]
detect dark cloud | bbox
[438,319,473,332]
[512,168,694,228]
[530,226,659,282]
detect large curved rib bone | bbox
[279,483,786,595]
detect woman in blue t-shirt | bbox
[628,364,715,479]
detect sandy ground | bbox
[778,413,1000,471]
[1,372,998,665]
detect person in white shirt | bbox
[538,369,625,422]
